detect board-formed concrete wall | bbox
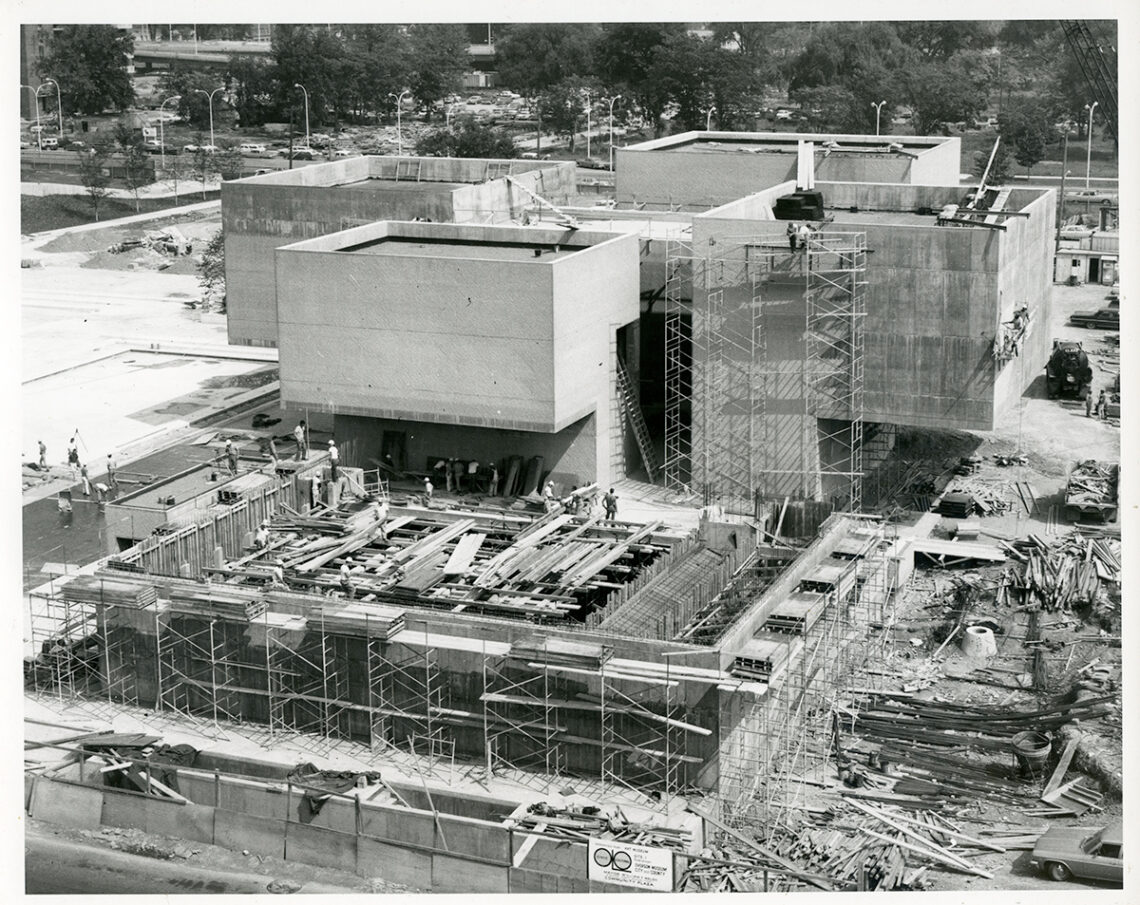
[222,158,576,346]
[615,133,961,208]
[275,223,638,433]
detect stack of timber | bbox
[60,575,158,609]
[937,493,974,518]
[508,637,611,669]
[1008,532,1121,611]
[318,601,406,639]
[511,801,692,850]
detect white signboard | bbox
[587,838,674,891]
[142,126,157,139]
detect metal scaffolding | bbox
[663,235,694,493]
[804,232,868,511]
[600,667,689,798]
[717,518,896,829]
[483,647,568,780]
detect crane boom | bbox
[1060,20,1118,137]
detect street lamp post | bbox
[872,100,886,136]
[41,77,62,136]
[20,84,43,149]
[389,90,411,156]
[608,95,622,172]
[291,84,310,149]
[1083,101,1098,191]
[159,94,181,168]
[194,86,225,148]
[706,106,716,131]
[585,90,591,160]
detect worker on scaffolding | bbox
[339,559,355,599]
[786,221,798,252]
[270,559,287,588]
[254,520,270,549]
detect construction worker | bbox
[603,488,618,521]
[797,221,813,249]
[445,458,455,492]
[1086,387,1095,418]
[328,439,339,482]
[543,480,557,512]
[423,476,433,502]
[225,439,238,474]
[339,560,354,599]
[1097,389,1108,420]
[452,458,465,493]
[489,462,500,496]
[311,474,322,509]
[786,221,797,252]
[271,559,286,588]
[80,463,91,496]
[67,438,80,473]
[37,440,46,469]
[106,453,118,489]
[294,421,308,460]
[254,520,270,549]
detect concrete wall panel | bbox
[286,822,359,874]
[31,780,103,830]
[357,836,432,887]
[359,802,436,848]
[99,787,140,829]
[145,798,215,844]
[292,795,357,834]
[217,779,289,819]
[435,813,511,862]
[214,810,286,859]
[431,853,510,893]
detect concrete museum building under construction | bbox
[26,131,1058,891]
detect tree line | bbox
[38,20,1117,173]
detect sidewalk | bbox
[21,176,223,202]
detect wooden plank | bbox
[442,532,486,576]
[1041,738,1078,798]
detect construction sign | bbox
[587,838,674,891]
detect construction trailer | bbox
[28,505,903,829]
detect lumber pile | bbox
[1065,460,1117,507]
[61,575,158,609]
[510,800,692,850]
[508,637,611,670]
[1008,532,1121,610]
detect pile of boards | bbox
[1004,532,1121,611]
[510,800,691,851]
[61,575,158,609]
[1065,460,1118,507]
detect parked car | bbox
[289,148,318,161]
[143,140,173,154]
[238,143,268,157]
[333,148,357,158]
[1069,307,1120,330]
[40,136,58,150]
[184,144,219,154]
[1029,821,1123,884]
[775,109,794,120]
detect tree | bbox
[537,79,595,151]
[198,229,226,309]
[494,24,601,96]
[164,149,186,204]
[341,25,409,120]
[596,23,686,137]
[215,143,245,181]
[892,21,999,61]
[189,134,216,199]
[38,26,135,116]
[1001,104,1052,177]
[77,138,114,221]
[160,68,227,131]
[272,25,363,127]
[415,117,517,159]
[114,122,152,212]
[227,55,276,127]
[899,53,991,136]
[406,24,468,117]
[792,85,860,133]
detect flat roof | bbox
[341,236,584,261]
[115,461,247,510]
[828,209,943,227]
[625,130,955,155]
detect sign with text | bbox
[587,838,674,891]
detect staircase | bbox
[616,358,659,482]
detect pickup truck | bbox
[1069,307,1120,330]
[1029,821,1123,884]
[1064,460,1119,522]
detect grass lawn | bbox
[21,191,220,235]
[953,130,1118,180]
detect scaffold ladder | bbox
[615,358,659,481]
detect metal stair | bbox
[616,358,659,482]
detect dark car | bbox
[1069,307,1120,330]
[1029,822,1123,884]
